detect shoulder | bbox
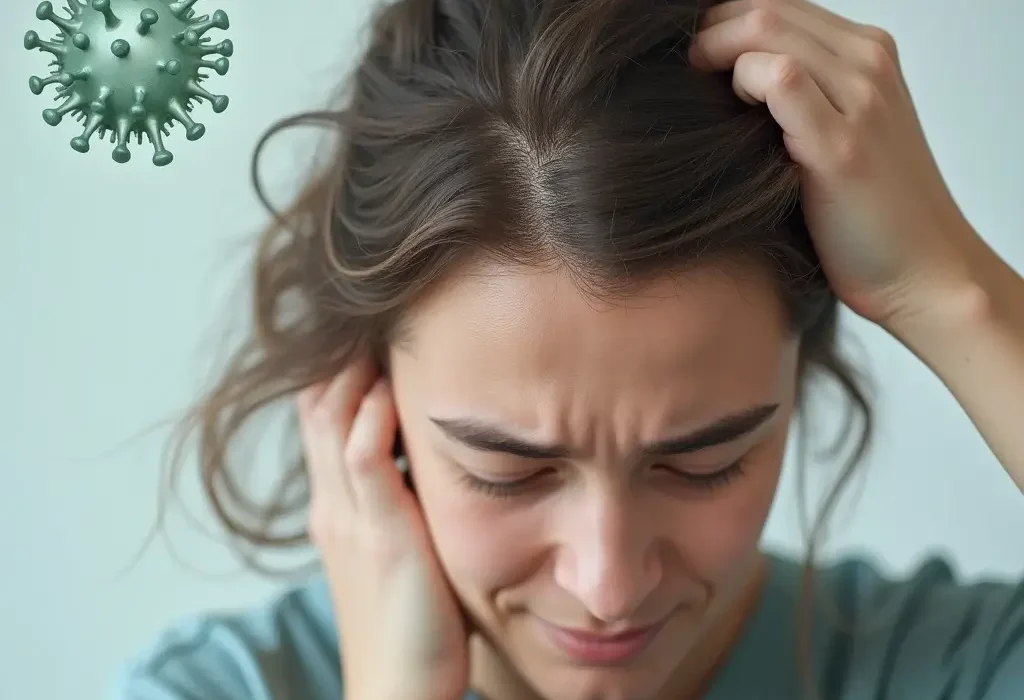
[806,553,1024,700]
[108,577,341,700]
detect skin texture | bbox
[387,258,801,700]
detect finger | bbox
[298,357,377,501]
[692,7,841,71]
[296,380,330,415]
[344,378,404,519]
[732,51,841,162]
[785,0,863,32]
[699,0,751,29]
[703,0,858,33]
[780,1,902,74]
[690,12,855,112]
[298,381,335,493]
[699,1,897,70]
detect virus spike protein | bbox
[25,0,233,166]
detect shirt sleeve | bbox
[968,579,1024,698]
[825,556,1024,700]
[109,617,279,700]
[108,583,342,700]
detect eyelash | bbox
[460,460,747,500]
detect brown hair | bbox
[163,0,872,692]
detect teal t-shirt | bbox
[109,552,1024,699]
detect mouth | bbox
[539,617,669,665]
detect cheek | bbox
[672,442,786,582]
[410,459,543,599]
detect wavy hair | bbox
[161,0,873,694]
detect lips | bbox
[540,618,667,665]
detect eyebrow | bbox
[429,403,779,459]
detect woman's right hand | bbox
[297,359,469,700]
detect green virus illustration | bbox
[24,0,233,166]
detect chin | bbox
[477,614,694,700]
[516,657,672,700]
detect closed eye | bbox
[654,460,747,491]
[458,468,553,499]
[458,460,748,500]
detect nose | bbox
[553,490,662,623]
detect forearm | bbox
[886,234,1024,491]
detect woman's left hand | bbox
[690,0,984,330]
[690,0,1024,491]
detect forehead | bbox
[394,258,796,422]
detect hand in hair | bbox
[297,360,469,700]
[689,0,987,331]
[692,0,1024,488]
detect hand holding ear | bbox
[297,359,469,700]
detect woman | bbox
[114,0,1024,699]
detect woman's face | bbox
[389,257,800,700]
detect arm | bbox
[688,0,1023,492]
[886,229,1024,492]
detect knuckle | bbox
[863,25,898,55]
[829,132,868,176]
[344,439,378,475]
[864,43,895,76]
[747,7,782,36]
[860,27,899,73]
[771,55,805,92]
[850,76,882,113]
[308,400,339,431]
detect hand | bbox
[297,359,469,700]
[690,0,985,329]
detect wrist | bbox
[882,240,1024,439]
[883,231,1022,357]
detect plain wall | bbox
[1,1,1021,698]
